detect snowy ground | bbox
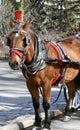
[0,61,66,127]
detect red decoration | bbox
[78,26,80,32]
[14,10,23,21]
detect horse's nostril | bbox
[9,61,19,70]
[14,61,18,66]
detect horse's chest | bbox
[24,72,41,86]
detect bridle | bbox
[6,27,31,63]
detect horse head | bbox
[5,20,34,70]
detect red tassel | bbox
[14,10,23,21]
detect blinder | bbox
[5,37,11,46]
[23,35,30,46]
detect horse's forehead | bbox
[8,30,26,44]
[8,32,22,47]
[8,32,19,40]
[10,32,19,37]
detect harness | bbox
[46,41,69,86]
[22,39,69,85]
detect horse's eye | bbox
[5,37,10,46]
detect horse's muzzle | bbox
[9,61,20,70]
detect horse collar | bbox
[22,35,47,74]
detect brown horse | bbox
[6,20,80,129]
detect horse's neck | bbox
[25,31,35,64]
[73,38,80,44]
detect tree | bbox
[0,0,80,39]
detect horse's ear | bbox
[10,20,15,28]
[23,20,31,31]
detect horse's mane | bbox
[57,35,80,44]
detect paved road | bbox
[0,61,80,130]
